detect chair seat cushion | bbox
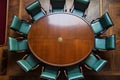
[33,11,44,21]
[95,38,106,50]
[84,54,98,68]
[26,55,38,67]
[67,67,79,74]
[91,21,104,34]
[93,60,107,72]
[40,71,57,80]
[72,9,84,17]
[53,9,64,13]
[18,40,28,51]
[17,60,32,72]
[19,22,31,35]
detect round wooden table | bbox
[28,13,94,67]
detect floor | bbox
[0,0,120,80]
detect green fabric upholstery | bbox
[10,16,31,35]
[19,22,31,35]
[67,66,84,80]
[90,21,104,34]
[17,60,32,72]
[95,38,106,50]
[72,9,84,17]
[8,37,28,51]
[90,12,113,35]
[17,55,39,72]
[10,16,21,31]
[25,1,45,21]
[25,55,38,67]
[40,66,58,80]
[95,35,115,50]
[100,12,113,29]
[106,35,115,49]
[50,0,65,12]
[32,11,44,21]
[93,60,107,72]
[84,53,107,72]
[72,0,90,17]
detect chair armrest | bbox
[32,64,39,70]
[16,37,24,40]
[15,31,24,35]
[64,70,67,77]
[83,7,89,18]
[84,64,92,70]
[21,19,32,24]
[91,18,100,23]
[24,13,34,23]
[41,7,47,14]
[22,54,28,59]
[79,66,83,73]
[64,4,67,12]
[41,66,45,72]
[57,70,61,78]
[17,50,26,53]
[94,54,101,59]
[70,5,74,12]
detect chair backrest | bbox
[106,34,115,49]
[10,15,22,31]
[99,12,113,29]
[84,53,107,72]
[40,66,58,80]
[25,1,41,17]
[74,0,90,12]
[92,59,107,72]
[67,66,84,80]
[50,0,65,9]
[8,37,18,51]
[8,37,28,51]
[18,39,28,51]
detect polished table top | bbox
[28,13,94,67]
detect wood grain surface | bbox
[28,13,94,66]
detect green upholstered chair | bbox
[90,12,114,35]
[40,66,60,80]
[50,0,65,12]
[71,0,90,17]
[94,34,115,50]
[8,37,28,52]
[25,1,45,21]
[10,15,31,35]
[84,53,107,72]
[65,66,84,80]
[17,54,39,72]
